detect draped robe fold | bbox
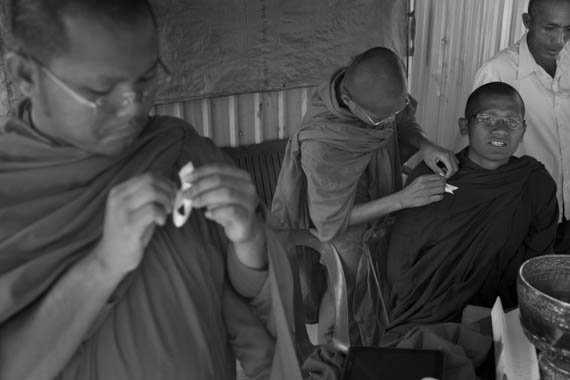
[270,69,417,343]
[378,150,559,378]
[0,106,301,380]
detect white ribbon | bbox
[173,162,195,227]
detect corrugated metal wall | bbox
[410,0,529,150]
[153,87,313,147]
[156,0,531,150]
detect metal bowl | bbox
[517,255,570,379]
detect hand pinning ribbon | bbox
[173,162,195,227]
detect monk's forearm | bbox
[0,250,124,380]
[349,192,403,226]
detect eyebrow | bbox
[544,21,570,27]
[480,112,521,118]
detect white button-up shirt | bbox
[474,33,570,220]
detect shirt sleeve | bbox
[473,64,501,90]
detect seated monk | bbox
[0,1,300,379]
[378,82,559,378]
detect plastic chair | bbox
[289,229,350,348]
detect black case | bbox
[340,346,446,380]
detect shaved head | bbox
[343,47,407,115]
[465,82,525,118]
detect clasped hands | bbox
[95,163,263,276]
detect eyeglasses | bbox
[470,113,525,131]
[360,96,409,126]
[26,52,172,116]
[343,84,409,126]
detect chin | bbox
[95,120,147,155]
[84,135,137,156]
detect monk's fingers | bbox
[425,193,444,203]
[128,202,171,229]
[184,174,257,210]
[408,174,446,192]
[203,204,258,243]
[436,154,459,178]
[191,185,258,215]
[110,173,177,214]
[421,143,459,178]
[181,163,251,185]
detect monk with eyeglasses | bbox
[0,0,301,379]
[271,47,459,345]
[377,82,558,379]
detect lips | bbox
[489,140,507,147]
[549,48,563,57]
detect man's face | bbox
[459,94,526,170]
[525,0,570,63]
[31,10,160,156]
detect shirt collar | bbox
[517,32,538,80]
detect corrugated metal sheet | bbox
[410,0,529,150]
[153,87,314,146]
[157,0,532,149]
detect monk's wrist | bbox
[232,220,268,270]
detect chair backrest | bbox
[223,139,350,356]
[289,229,350,348]
[222,139,288,207]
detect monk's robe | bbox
[0,101,301,380]
[271,68,422,343]
[378,149,558,378]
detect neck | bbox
[536,56,557,77]
[528,40,558,77]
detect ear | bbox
[522,13,531,30]
[339,91,351,106]
[458,117,469,135]
[4,52,38,97]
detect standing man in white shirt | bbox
[474,0,570,254]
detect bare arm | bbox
[349,174,446,226]
[349,192,403,226]
[0,174,176,380]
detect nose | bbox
[553,30,566,49]
[115,92,151,118]
[490,121,511,134]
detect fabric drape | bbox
[375,149,559,379]
[0,104,301,379]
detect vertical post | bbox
[254,92,262,143]
[228,95,238,147]
[201,98,211,138]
